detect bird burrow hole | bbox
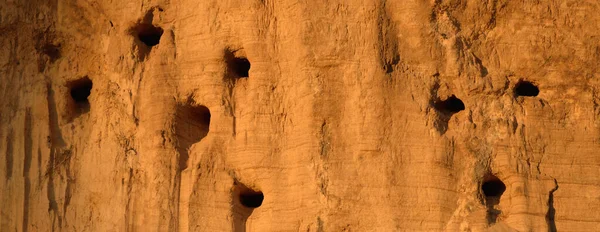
[481,175,506,204]
[240,190,264,208]
[225,49,251,78]
[67,76,93,113]
[481,174,506,224]
[434,95,465,115]
[133,23,164,47]
[234,182,264,209]
[175,104,211,171]
[231,181,263,230]
[514,80,539,97]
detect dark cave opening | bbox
[68,77,92,107]
[240,190,264,208]
[434,95,465,114]
[514,80,539,97]
[481,174,506,225]
[135,23,164,47]
[225,49,251,78]
[175,104,211,171]
[482,178,506,198]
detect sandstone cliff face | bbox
[1,0,600,231]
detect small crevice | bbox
[377,1,400,74]
[472,54,488,77]
[546,179,559,232]
[319,121,330,158]
[5,129,14,180]
[125,168,135,231]
[46,149,62,230]
[23,108,33,232]
[317,216,324,232]
[223,48,249,137]
[45,81,66,148]
[45,80,69,230]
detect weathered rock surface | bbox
[1,0,600,231]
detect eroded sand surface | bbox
[1,1,600,231]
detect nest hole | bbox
[232,181,263,231]
[514,80,539,97]
[234,182,264,209]
[481,174,506,224]
[482,177,506,198]
[434,95,465,114]
[68,77,93,108]
[134,23,164,47]
[240,190,264,208]
[175,104,210,171]
[225,50,251,78]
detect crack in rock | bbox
[546,178,559,232]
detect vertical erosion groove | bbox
[377,1,400,74]
[23,109,33,232]
[45,81,64,229]
[222,48,249,137]
[546,179,559,232]
[5,129,14,180]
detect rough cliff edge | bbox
[1,0,600,231]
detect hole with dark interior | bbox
[435,95,465,114]
[135,24,164,47]
[69,77,93,105]
[514,80,539,97]
[240,189,264,208]
[482,178,506,198]
[225,50,251,78]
